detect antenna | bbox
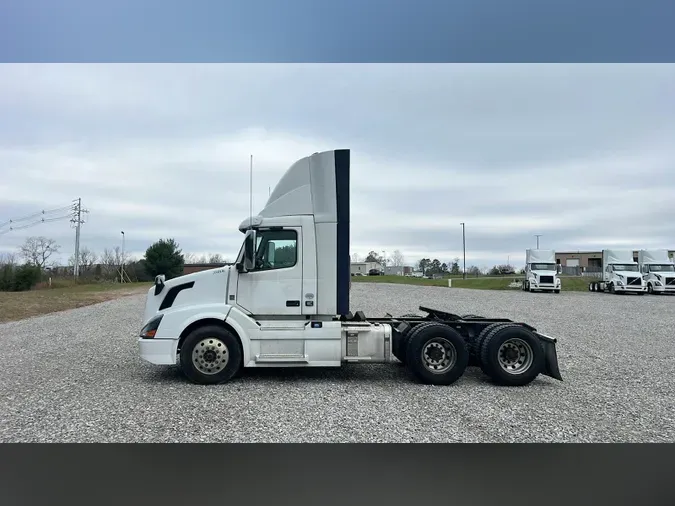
[249,154,253,230]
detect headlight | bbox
[617,280,624,286]
[140,314,163,338]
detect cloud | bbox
[0,63,674,269]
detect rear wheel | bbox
[405,323,469,385]
[179,325,242,384]
[470,322,521,368]
[478,325,544,386]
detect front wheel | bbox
[405,323,469,385]
[179,325,242,384]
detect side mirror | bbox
[557,264,562,273]
[241,229,256,272]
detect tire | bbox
[405,323,469,385]
[470,322,521,367]
[609,283,615,294]
[393,321,433,364]
[647,283,653,295]
[554,289,560,294]
[478,325,544,386]
[179,325,243,385]
[588,283,593,291]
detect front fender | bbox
[155,304,233,340]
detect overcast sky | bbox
[0,64,674,270]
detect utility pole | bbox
[535,234,542,249]
[120,231,125,284]
[70,198,86,278]
[460,222,466,279]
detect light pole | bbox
[381,250,386,274]
[460,222,466,279]
[121,231,125,284]
[535,234,542,249]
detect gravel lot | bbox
[1,283,674,442]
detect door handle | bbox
[286,300,300,307]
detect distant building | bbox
[351,261,382,275]
[384,265,413,276]
[555,250,675,271]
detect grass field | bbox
[0,282,152,323]
[352,274,592,291]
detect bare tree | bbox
[183,252,197,264]
[19,236,60,268]
[209,253,225,263]
[69,247,98,274]
[101,246,130,278]
[390,250,405,267]
[0,252,17,266]
[351,252,361,262]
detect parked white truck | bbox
[638,249,675,295]
[521,249,561,293]
[589,249,646,294]
[138,149,562,387]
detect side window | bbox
[254,229,298,271]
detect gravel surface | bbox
[1,283,674,442]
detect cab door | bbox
[236,227,303,316]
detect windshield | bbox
[649,264,675,272]
[531,263,556,271]
[612,264,639,272]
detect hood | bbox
[614,270,641,278]
[143,266,231,323]
[531,270,557,276]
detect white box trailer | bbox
[638,249,675,295]
[138,149,562,387]
[589,249,646,294]
[521,249,561,293]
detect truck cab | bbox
[595,249,646,294]
[523,249,561,293]
[639,249,675,295]
[138,149,562,388]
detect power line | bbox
[0,213,73,236]
[0,204,76,229]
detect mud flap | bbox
[536,332,563,381]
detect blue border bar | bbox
[1,0,674,62]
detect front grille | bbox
[539,276,554,284]
[627,277,641,285]
[667,278,675,286]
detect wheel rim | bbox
[192,337,230,375]
[497,338,534,375]
[421,337,457,374]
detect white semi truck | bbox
[138,149,562,387]
[588,249,646,294]
[638,249,675,295]
[521,249,561,293]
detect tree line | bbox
[0,236,193,291]
[351,249,519,277]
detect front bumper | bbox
[651,284,675,293]
[614,285,647,292]
[139,338,178,365]
[530,283,560,290]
